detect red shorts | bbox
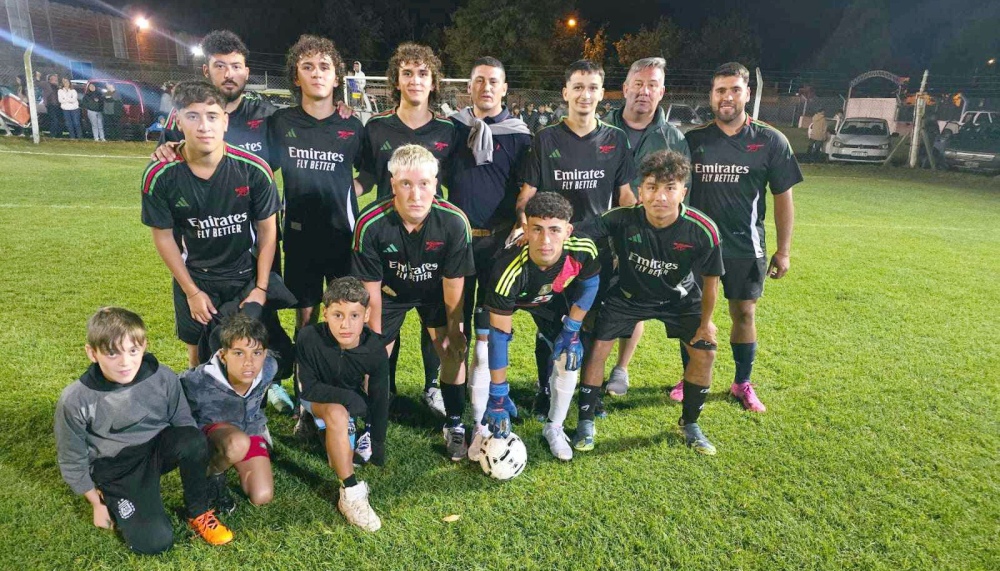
[202,423,271,462]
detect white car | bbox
[825,117,891,163]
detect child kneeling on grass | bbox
[181,313,277,515]
[54,307,233,554]
[296,277,390,532]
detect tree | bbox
[613,17,684,67]
[684,14,762,70]
[583,27,608,66]
[443,0,578,87]
[810,0,890,75]
[319,0,384,63]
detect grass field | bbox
[0,137,998,570]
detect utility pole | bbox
[908,70,929,168]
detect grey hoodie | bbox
[54,354,195,495]
[179,353,276,437]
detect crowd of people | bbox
[5,71,129,140]
[54,28,800,552]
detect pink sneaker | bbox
[669,380,684,402]
[731,382,766,412]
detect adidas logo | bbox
[380,141,393,152]
[286,128,296,138]
[175,196,190,208]
[383,244,398,253]
[693,145,704,155]
[628,233,642,244]
[549,149,562,158]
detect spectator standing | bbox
[81,83,106,141]
[44,73,63,137]
[58,77,82,139]
[160,82,175,120]
[807,109,827,159]
[103,84,123,140]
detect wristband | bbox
[254,286,267,294]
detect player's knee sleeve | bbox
[547,354,579,426]
[470,340,490,426]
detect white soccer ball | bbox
[478,433,527,480]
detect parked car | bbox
[937,121,1000,174]
[825,117,891,163]
[82,79,161,140]
[664,104,706,132]
[941,110,997,134]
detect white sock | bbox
[469,340,491,432]
[547,354,578,426]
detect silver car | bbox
[825,117,891,163]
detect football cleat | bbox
[423,386,447,417]
[188,509,234,546]
[542,422,573,461]
[669,380,684,403]
[571,419,596,451]
[679,420,717,455]
[731,382,766,412]
[443,424,468,462]
[467,428,489,462]
[604,366,630,396]
[208,472,236,516]
[354,430,372,466]
[338,482,381,532]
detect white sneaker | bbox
[443,424,468,461]
[467,427,489,462]
[354,430,372,465]
[338,482,381,532]
[267,383,294,414]
[423,386,447,417]
[543,422,573,461]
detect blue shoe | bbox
[572,419,596,451]
[679,420,717,455]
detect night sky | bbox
[67,0,982,75]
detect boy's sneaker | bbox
[423,386,447,417]
[208,472,236,515]
[188,509,234,546]
[571,419,596,451]
[679,420,717,455]
[443,424,468,462]
[605,366,629,396]
[267,383,294,415]
[731,382,766,412]
[532,390,550,422]
[338,482,381,532]
[669,380,684,403]
[354,430,372,466]
[595,394,608,419]
[543,422,573,461]
[467,428,488,462]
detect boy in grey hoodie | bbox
[54,307,234,554]
[181,313,277,513]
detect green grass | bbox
[1,137,998,570]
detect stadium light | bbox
[989,58,997,66]
[135,16,150,30]
[191,46,204,57]
[566,17,577,29]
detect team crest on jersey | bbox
[425,240,444,252]
[599,144,616,154]
[433,141,449,152]
[538,284,553,296]
[247,119,264,130]
[673,241,695,251]
[746,143,765,152]
[117,498,136,519]
[235,186,250,197]
[338,130,355,140]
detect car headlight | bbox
[833,140,843,148]
[879,143,889,149]
[944,150,957,158]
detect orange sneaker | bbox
[188,509,234,546]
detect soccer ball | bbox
[478,433,527,480]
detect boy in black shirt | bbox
[141,81,280,368]
[482,193,601,462]
[352,145,475,461]
[296,278,389,532]
[575,150,723,455]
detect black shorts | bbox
[593,293,702,343]
[720,256,766,301]
[283,224,353,308]
[173,274,251,345]
[467,230,508,333]
[381,298,448,341]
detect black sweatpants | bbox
[91,426,210,555]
